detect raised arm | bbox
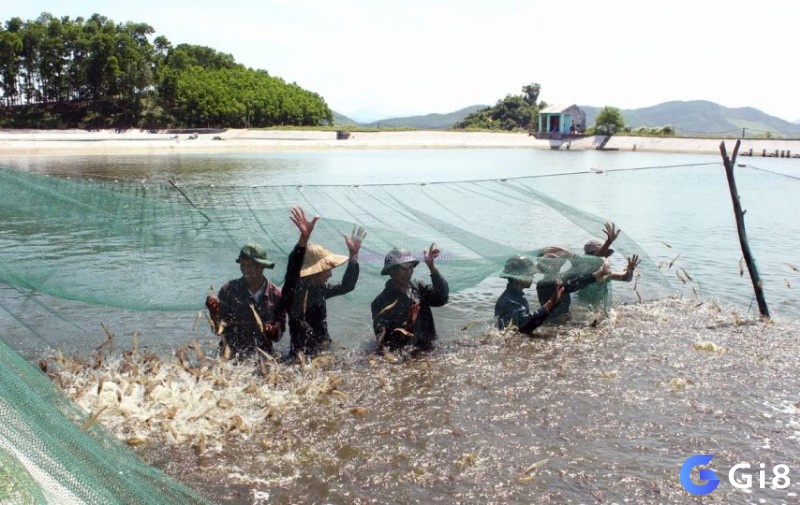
[326,226,366,298]
[279,206,321,335]
[290,206,319,247]
[424,242,440,275]
[422,243,448,306]
[596,221,621,257]
[611,254,640,282]
[344,226,366,261]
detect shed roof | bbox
[540,104,579,114]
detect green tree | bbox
[0,12,333,128]
[594,106,625,135]
[0,26,23,106]
[455,82,541,131]
[521,83,540,106]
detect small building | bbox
[534,104,586,139]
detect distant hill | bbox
[363,105,488,129]
[581,101,800,137]
[333,100,800,137]
[332,105,487,129]
[332,111,360,127]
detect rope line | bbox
[745,164,800,181]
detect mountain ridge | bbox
[334,100,800,137]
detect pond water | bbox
[2,147,800,504]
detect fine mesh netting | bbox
[0,166,675,502]
[0,335,213,504]
[0,167,672,312]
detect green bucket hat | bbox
[236,242,275,268]
[499,255,537,282]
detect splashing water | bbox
[44,298,800,504]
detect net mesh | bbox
[0,336,213,504]
[0,166,674,502]
[0,167,671,311]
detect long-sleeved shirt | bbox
[371,272,449,351]
[494,284,549,333]
[217,244,305,357]
[288,260,359,357]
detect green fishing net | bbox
[0,167,669,312]
[0,335,213,504]
[0,166,673,503]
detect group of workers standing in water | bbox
[205,206,641,361]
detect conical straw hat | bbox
[300,243,348,277]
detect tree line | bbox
[0,12,333,129]
[454,83,544,131]
[454,83,677,137]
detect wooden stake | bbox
[719,140,770,319]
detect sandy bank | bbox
[1,128,798,157]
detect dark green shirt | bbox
[371,272,449,351]
[289,260,359,356]
[494,284,549,333]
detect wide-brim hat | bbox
[584,239,613,257]
[236,242,275,268]
[381,248,419,275]
[499,255,537,282]
[300,243,348,277]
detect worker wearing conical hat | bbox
[287,226,366,359]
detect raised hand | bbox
[603,221,620,241]
[424,242,440,271]
[623,254,641,281]
[603,221,621,244]
[594,221,621,257]
[344,226,367,258]
[290,206,319,245]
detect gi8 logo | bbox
[729,462,791,490]
[680,454,720,496]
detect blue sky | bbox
[9,0,800,122]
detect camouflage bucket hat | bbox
[236,242,275,268]
[499,255,537,282]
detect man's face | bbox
[309,268,333,286]
[239,257,265,283]
[390,262,415,284]
[518,279,533,289]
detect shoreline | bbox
[1,128,799,156]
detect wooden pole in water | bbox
[719,140,770,319]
